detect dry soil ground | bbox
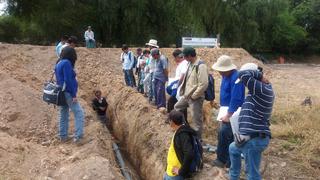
[0,44,319,180]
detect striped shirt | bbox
[238,70,275,137]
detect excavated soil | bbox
[0,44,319,180]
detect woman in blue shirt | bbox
[55,46,84,144]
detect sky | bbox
[0,1,7,15]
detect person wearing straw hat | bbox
[174,47,209,140]
[229,63,274,180]
[211,55,245,168]
[145,39,159,49]
[145,39,159,103]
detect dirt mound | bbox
[0,44,123,179]
[1,44,318,179]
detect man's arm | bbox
[177,133,194,177]
[238,70,264,95]
[228,82,245,113]
[191,64,208,100]
[162,58,169,78]
[92,99,98,111]
[129,52,135,69]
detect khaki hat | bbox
[212,55,237,72]
[145,39,159,48]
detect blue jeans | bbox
[124,69,135,87]
[58,92,84,140]
[86,39,95,48]
[229,137,270,180]
[216,122,233,166]
[163,173,184,180]
[154,79,166,108]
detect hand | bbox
[72,97,78,103]
[261,77,269,84]
[221,113,232,123]
[172,167,179,175]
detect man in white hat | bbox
[145,39,159,103]
[229,63,274,180]
[211,55,245,168]
[145,39,159,49]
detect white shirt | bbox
[120,51,134,70]
[175,60,188,100]
[59,43,69,57]
[175,60,188,80]
[84,30,94,41]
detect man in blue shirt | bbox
[229,63,274,180]
[120,44,136,87]
[151,48,168,109]
[211,55,245,168]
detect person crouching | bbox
[92,90,109,127]
[164,110,196,180]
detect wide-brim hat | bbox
[212,55,237,72]
[145,39,159,48]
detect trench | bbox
[106,119,142,180]
[101,86,169,180]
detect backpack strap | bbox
[128,51,132,61]
[195,60,205,74]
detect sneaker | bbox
[211,159,226,168]
[73,138,85,146]
[59,136,70,142]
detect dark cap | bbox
[122,44,128,50]
[67,36,78,44]
[151,48,160,56]
[182,47,196,57]
[172,49,183,58]
[143,49,150,55]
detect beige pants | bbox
[174,96,204,139]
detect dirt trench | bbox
[75,47,250,179]
[0,44,260,179]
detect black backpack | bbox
[128,51,137,69]
[196,61,215,101]
[189,134,203,173]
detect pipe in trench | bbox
[112,142,132,180]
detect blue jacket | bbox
[55,59,78,98]
[220,70,245,113]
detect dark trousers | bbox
[216,122,234,167]
[148,73,154,102]
[131,69,137,87]
[154,79,166,108]
[124,69,135,87]
[167,96,188,124]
